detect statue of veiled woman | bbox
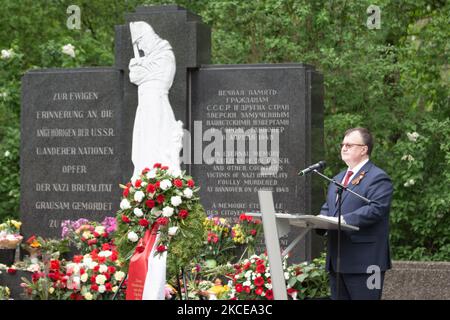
[129,21,183,181]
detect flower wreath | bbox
[115,163,202,264]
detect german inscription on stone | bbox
[20,68,123,239]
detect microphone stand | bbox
[311,169,371,300]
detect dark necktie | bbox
[343,170,354,187]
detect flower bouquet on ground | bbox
[22,235,70,263]
[0,219,23,249]
[202,216,235,267]
[61,216,116,254]
[21,243,125,300]
[228,253,274,300]
[115,163,206,271]
[231,213,262,259]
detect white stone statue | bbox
[128,21,183,300]
[129,21,183,181]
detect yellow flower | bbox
[30,239,41,248]
[84,292,93,300]
[48,287,55,294]
[11,220,22,230]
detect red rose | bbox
[246,215,253,222]
[254,276,265,287]
[250,229,257,236]
[134,179,142,188]
[102,243,111,251]
[243,262,251,270]
[139,218,149,227]
[187,179,195,188]
[156,194,165,204]
[26,235,36,245]
[254,219,262,225]
[239,214,247,221]
[287,288,298,295]
[108,266,116,274]
[256,264,266,274]
[244,286,251,294]
[98,256,106,264]
[123,188,129,197]
[155,181,160,189]
[111,251,118,261]
[93,265,100,272]
[50,260,60,270]
[91,284,99,292]
[235,283,243,293]
[126,182,132,188]
[105,283,113,292]
[156,217,169,226]
[90,275,97,283]
[265,289,274,300]
[161,166,169,170]
[141,167,150,174]
[80,268,85,275]
[156,245,167,252]
[102,232,108,238]
[178,209,189,219]
[93,231,100,238]
[121,215,130,223]
[88,239,97,246]
[7,268,16,274]
[153,163,162,168]
[174,179,183,188]
[255,287,264,296]
[145,199,155,208]
[146,184,156,193]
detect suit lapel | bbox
[332,161,373,216]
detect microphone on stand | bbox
[297,161,326,176]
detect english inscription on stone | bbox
[21,68,123,239]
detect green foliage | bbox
[0,0,449,260]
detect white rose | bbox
[94,226,105,234]
[169,169,182,178]
[162,206,174,217]
[1,49,13,60]
[127,231,139,242]
[284,272,290,280]
[168,226,179,236]
[134,191,145,203]
[170,196,182,207]
[98,285,106,293]
[112,286,119,293]
[80,273,88,283]
[4,151,10,157]
[133,208,144,217]
[84,292,93,300]
[160,179,172,191]
[114,271,125,282]
[98,250,112,258]
[95,274,107,285]
[120,199,131,210]
[61,44,76,58]
[146,169,157,179]
[183,188,193,199]
[99,265,108,273]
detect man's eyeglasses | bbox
[340,143,366,149]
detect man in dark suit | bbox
[319,127,393,300]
